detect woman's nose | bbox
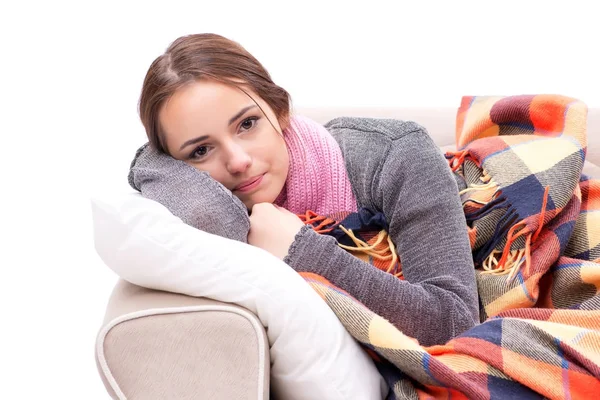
[225,143,252,174]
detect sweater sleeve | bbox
[284,126,479,347]
[129,143,251,243]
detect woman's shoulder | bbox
[324,117,432,166]
[288,114,435,169]
[324,117,441,205]
[289,114,429,151]
[324,116,426,142]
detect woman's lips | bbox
[234,174,265,193]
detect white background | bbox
[2,0,598,398]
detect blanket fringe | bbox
[479,186,550,283]
[298,211,402,277]
[446,149,471,172]
[459,179,496,195]
[337,225,402,277]
[480,221,530,282]
[298,210,337,233]
[450,150,552,283]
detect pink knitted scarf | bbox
[273,115,358,215]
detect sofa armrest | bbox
[96,279,269,400]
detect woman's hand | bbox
[248,203,306,260]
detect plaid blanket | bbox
[300,95,600,399]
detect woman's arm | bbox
[129,143,250,242]
[284,125,479,347]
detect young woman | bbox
[132,33,479,347]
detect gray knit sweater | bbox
[129,117,479,346]
[285,117,479,346]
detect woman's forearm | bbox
[285,226,478,347]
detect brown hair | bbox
[138,33,292,154]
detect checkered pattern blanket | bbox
[301,95,600,399]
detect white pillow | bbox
[91,191,387,400]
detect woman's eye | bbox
[240,117,258,131]
[191,145,209,160]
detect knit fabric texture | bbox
[274,115,358,215]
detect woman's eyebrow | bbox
[228,104,257,126]
[180,135,209,151]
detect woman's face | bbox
[159,80,289,209]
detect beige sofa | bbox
[95,107,600,400]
